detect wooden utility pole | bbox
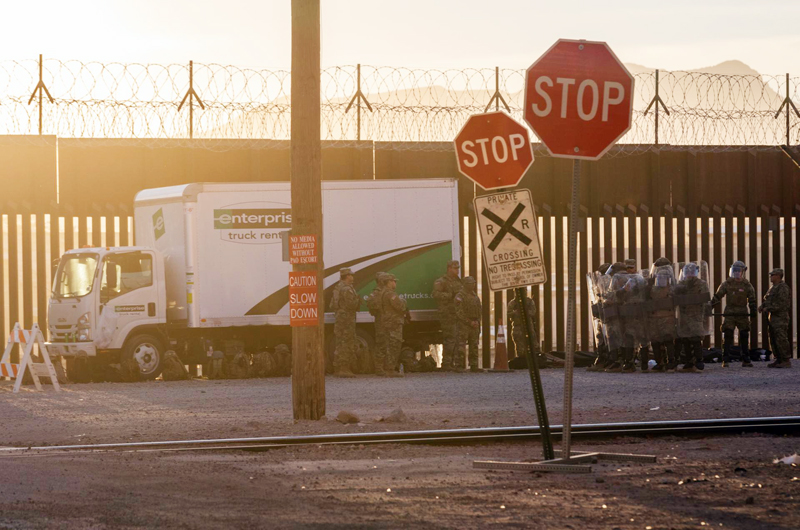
[291,0,325,420]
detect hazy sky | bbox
[1,0,797,74]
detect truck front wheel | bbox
[123,334,164,380]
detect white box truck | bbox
[47,179,461,380]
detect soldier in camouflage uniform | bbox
[366,272,389,375]
[455,276,482,372]
[760,268,793,368]
[508,291,542,365]
[675,262,711,372]
[332,267,360,378]
[380,274,407,377]
[646,258,678,372]
[433,260,463,372]
[617,270,647,372]
[709,260,757,368]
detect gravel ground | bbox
[2,364,800,528]
[1,435,799,529]
[1,362,798,447]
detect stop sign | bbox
[454,111,534,190]
[524,39,634,160]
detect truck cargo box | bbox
[134,180,460,328]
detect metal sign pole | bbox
[562,158,580,458]
[517,286,554,460]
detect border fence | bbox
[1,57,799,366]
[0,58,798,151]
[2,144,798,365]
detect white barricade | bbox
[0,323,61,393]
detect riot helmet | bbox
[729,260,746,279]
[682,262,699,279]
[655,269,673,287]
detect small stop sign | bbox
[524,39,634,160]
[454,111,534,191]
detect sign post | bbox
[523,38,635,459]
[476,39,655,473]
[454,112,557,462]
[474,189,552,460]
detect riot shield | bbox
[600,272,627,352]
[617,273,648,349]
[587,272,607,352]
[646,264,677,343]
[674,261,712,338]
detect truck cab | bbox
[47,247,167,379]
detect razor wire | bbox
[0,59,798,153]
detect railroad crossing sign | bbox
[474,189,546,290]
[524,39,634,160]
[454,111,534,190]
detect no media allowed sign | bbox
[474,189,547,291]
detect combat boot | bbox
[772,361,792,368]
[604,362,622,373]
[651,364,666,373]
[469,366,484,373]
[680,364,698,373]
[742,360,754,367]
[622,363,636,373]
[768,360,780,368]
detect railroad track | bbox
[1,416,798,456]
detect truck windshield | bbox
[54,253,99,299]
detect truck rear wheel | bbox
[123,334,164,380]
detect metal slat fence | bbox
[1,204,797,366]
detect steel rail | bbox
[1,416,798,455]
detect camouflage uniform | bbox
[675,266,711,369]
[432,260,462,370]
[333,268,361,374]
[647,259,678,371]
[508,294,540,362]
[601,263,629,372]
[366,273,388,374]
[454,277,482,371]
[760,269,792,364]
[616,273,647,371]
[710,263,756,365]
[380,274,407,375]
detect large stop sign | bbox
[524,39,634,160]
[454,111,534,190]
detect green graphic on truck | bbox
[153,208,165,240]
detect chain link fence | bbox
[0,58,798,153]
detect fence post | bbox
[178,60,205,139]
[27,54,54,136]
[485,67,510,113]
[345,64,373,141]
[775,73,799,146]
[644,69,669,146]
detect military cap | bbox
[463,276,477,285]
[384,273,397,282]
[770,268,784,277]
[447,260,460,269]
[624,258,637,268]
[339,267,353,277]
[653,257,671,267]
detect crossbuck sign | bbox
[474,189,546,291]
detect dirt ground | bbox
[1,435,800,529]
[1,363,798,447]
[1,364,800,528]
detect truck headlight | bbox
[77,312,92,342]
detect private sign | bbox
[524,39,634,160]
[454,111,534,191]
[474,189,547,291]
